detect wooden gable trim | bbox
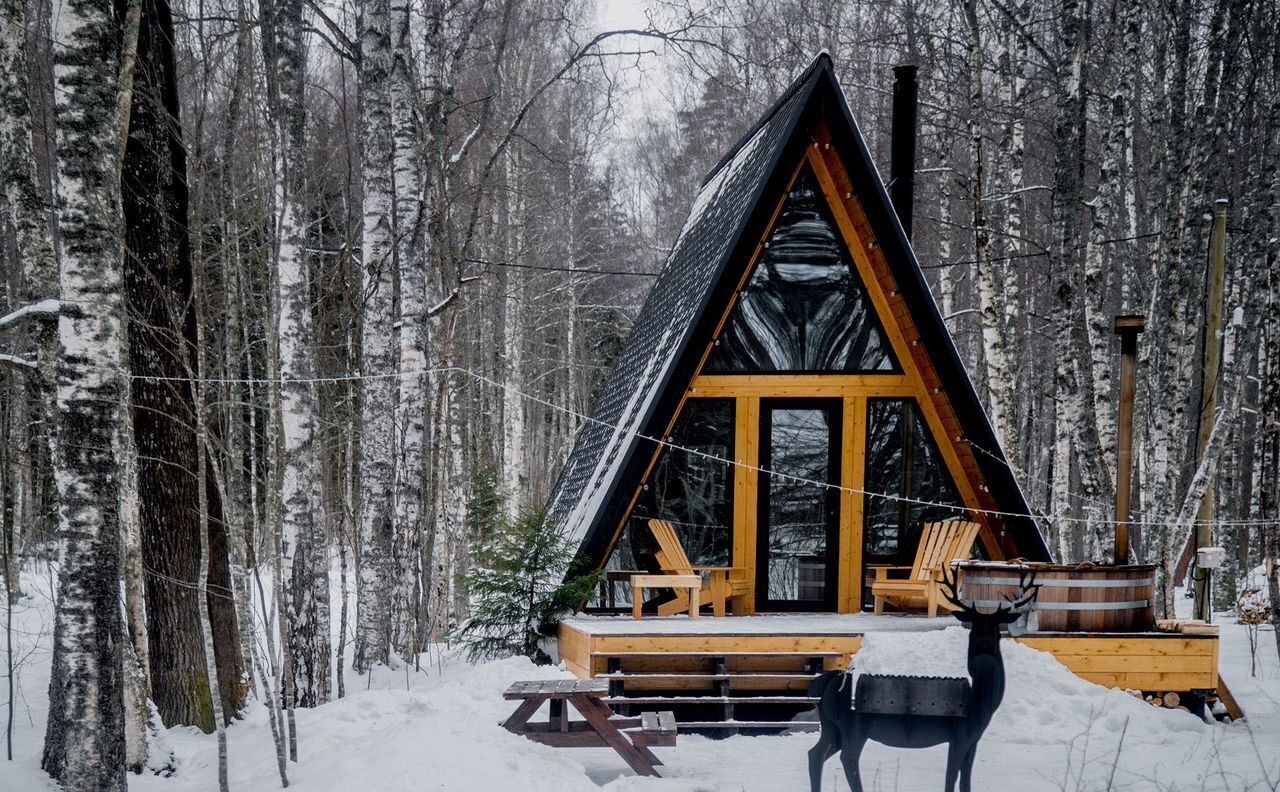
[808,123,1015,558]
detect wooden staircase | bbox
[594,650,839,733]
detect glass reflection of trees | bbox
[618,399,735,572]
[705,168,896,373]
[763,407,834,602]
[863,399,966,565]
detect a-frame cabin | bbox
[548,53,1049,617]
[550,55,1221,724]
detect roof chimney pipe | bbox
[890,64,919,240]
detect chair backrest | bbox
[910,520,981,580]
[647,519,695,576]
[946,520,981,566]
[909,521,954,580]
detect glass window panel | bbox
[863,399,967,566]
[705,167,896,373]
[596,399,735,609]
[762,407,835,603]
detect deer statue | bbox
[808,566,1039,792]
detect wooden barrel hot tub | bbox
[958,562,1156,632]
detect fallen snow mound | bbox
[850,626,1205,744]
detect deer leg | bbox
[959,743,978,792]
[838,731,866,792]
[807,730,838,792]
[943,740,963,792]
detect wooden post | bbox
[1113,315,1145,564]
[1193,199,1228,619]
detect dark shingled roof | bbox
[545,54,1050,567]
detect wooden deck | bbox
[559,613,1220,694]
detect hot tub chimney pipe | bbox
[1113,314,1145,564]
[890,64,919,240]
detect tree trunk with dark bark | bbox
[121,0,243,731]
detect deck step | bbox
[605,695,819,706]
[678,720,819,731]
[586,655,839,660]
[591,651,843,659]
[599,672,819,682]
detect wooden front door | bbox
[756,399,841,611]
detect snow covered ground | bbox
[5,562,1280,791]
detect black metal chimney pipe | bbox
[890,64,919,240]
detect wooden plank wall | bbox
[1016,634,1219,691]
[558,623,1221,692]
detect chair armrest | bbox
[872,566,912,581]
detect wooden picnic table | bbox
[501,678,675,777]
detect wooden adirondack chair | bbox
[641,519,751,617]
[870,519,981,618]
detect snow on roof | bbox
[558,322,675,542]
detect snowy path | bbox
[5,565,1280,791]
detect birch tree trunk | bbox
[41,0,139,786]
[260,0,330,706]
[1162,312,1246,614]
[1082,93,1128,488]
[1048,0,1090,559]
[1151,0,1197,562]
[963,0,1019,463]
[355,0,396,673]
[189,256,230,790]
[0,0,59,586]
[390,0,426,658]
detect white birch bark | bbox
[0,0,59,596]
[189,273,230,791]
[355,0,396,672]
[995,0,1029,336]
[390,0,426,658]
[1048,0,1089,559]
[117,406,155,772]
[1083,90,1129,485]
[41,0,140,786]
[963,0,1019,463]
[500,154,526,519]
[261,0,329,707]
[1161,311,1246,614]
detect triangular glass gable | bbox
[704,166,897,373]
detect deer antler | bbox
[997,566,1041,615]
[938,562,975,614]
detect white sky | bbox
[587,1,695,175]
[595,0,652,31]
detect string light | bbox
[53,360,1278,530]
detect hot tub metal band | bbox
[962,575,1155,588]
[961,575,1154,611]
[962,600,1150,611]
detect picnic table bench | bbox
[501,678,676,777]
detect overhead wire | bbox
[454,366,1274,530]
[458,232,1165,278]
[64,357,1277,530]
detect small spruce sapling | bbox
[459,506,599,663]
[1236,586,1270,677]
